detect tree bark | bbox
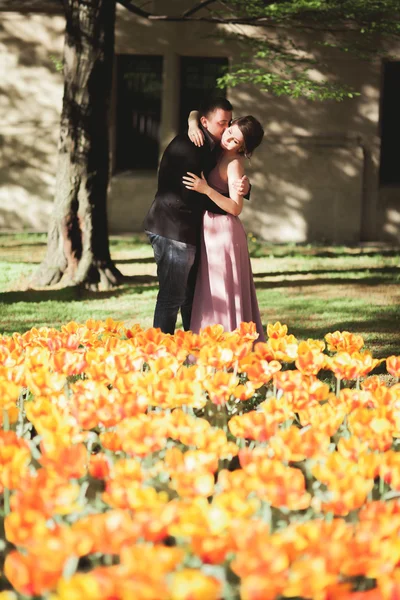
[32,0,122,290]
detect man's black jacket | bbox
[143,128,226,246]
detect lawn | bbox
[0,232,399,358]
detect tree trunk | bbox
[32,0,122,290]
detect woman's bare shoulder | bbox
[227,155,245,176]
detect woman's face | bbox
[220,124,244,153]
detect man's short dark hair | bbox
[199,97,233,118]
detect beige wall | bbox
[0,11,64,230]
[1,6,399,243]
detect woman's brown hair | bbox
[232,115,264,158]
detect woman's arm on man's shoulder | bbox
[188,110,205,147]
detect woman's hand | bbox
[188,122,205,147]
[182,172,209,194]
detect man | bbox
[143,97,249,335]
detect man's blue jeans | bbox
[147,232,197,334]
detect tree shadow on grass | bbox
[283,316,400,359]
[114,257,155,265]
[0,242,48,249]
[121,275,157,285]
[254,266,400,278]
[0,287,116,304]
[2,270,398,303]
[254,275,400,289]
[0,276,159,304]
[288,317,399,337]
[250,248,400,260]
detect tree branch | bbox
[182,0,219,17]
[116,0,399,34]
[117,0,152,18]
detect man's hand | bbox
[232,175,250,196]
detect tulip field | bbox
[0,318,400,599]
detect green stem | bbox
[3,487,10,516]
[379,475,385,496]
[3,409,10,432]
[78,481,90,506]
[17,391,25,437]
[2,406,11,514]
[325,511,333,523]
[336,376,341,397]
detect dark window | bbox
[116,55,163,171]
[179,57,229,133]
[379,61,400,186]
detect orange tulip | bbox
[387,355,400,378]
[50,572,102,600]
[228,411,280,442]
[269,426,330,462]
[233,381,257,400]
[203,371,239,405]
[295,340,325,376]
[231,521,288,582]
[197,339,251,370]
[4,550,64,596]
[377,567,400,600]
[257,395,294,423]
[88,452,111,479]
[264,335,299,362]
[297,401,346,436]
[99,430,123,452]
[352,351,383,377]
[348,407,395,452]
[39,441,88,480]
[5,509,53,548]
[169,569,221,600]
[51,349,87,377]
[325,352,361,380]
[115,414,169,456]
[325,330,364,354]
[362,375,385,392]
[340,388,378,411]
[240,574,287,600]
[244,359,282,387]
[164,447,219,474]
[191,532,234,564]
[0,431,31,492]
[120,544,184,576]
[0,379,21,411]
[267,321,288,339]
[71,509,143,556]
[167,408,210,443]
[379,451,400,490]
[170,470,215,498]
[10,469,81,517]
[0,592,18,600]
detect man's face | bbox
[200,108,232,142]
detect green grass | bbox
[0,233,399,358]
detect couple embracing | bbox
[143,97,265,343]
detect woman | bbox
[182,115,265,342]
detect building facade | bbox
[1,1,399,243]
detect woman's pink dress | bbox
[190,167,265,342]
